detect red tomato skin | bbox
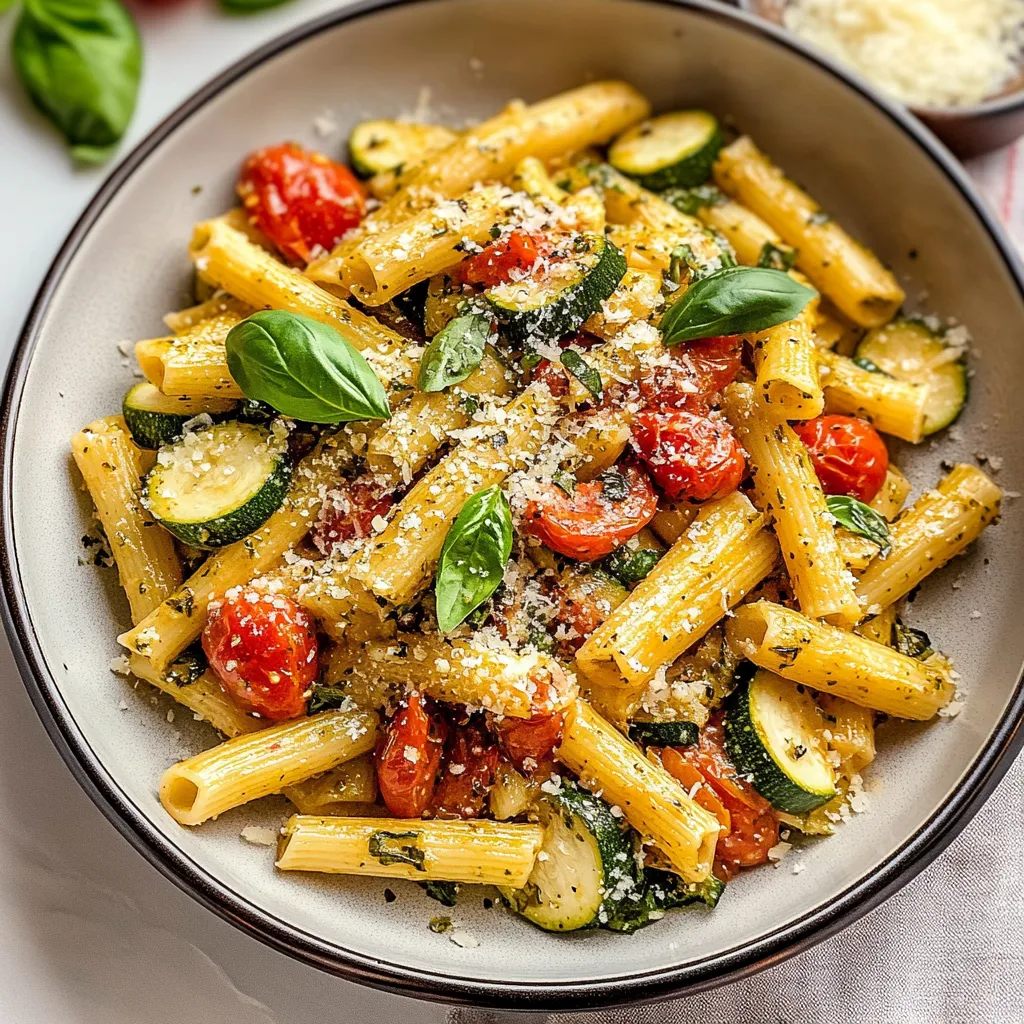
[639,336,744,411]
[631,410,746,501]
[203,589,318,720]
[432,723,500,819]
[311,476,393,556]
[529,358,571,398]
[523,463,659,561]
[237,143,366,263]
[496,712,565,772]
[791,414,889,503]
[457,230,555,287]
[376,694,446,818]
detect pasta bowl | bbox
[4,0,1024,1010]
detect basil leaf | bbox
[435,485,513,633]
[421,880,460,907]
[660,266,817,345]
[306,685,352,714]
[226,310,391,424]
[418,312,490,392]
[561,349,603,402]
[0,0,19,12]
[661,184,726,217]
[598,470,630,502]
[219,0,295,12]
[552,469,576,496]
[826,495,891,555]
[13,0,141,160]
[891,622,934,661]
[367,831,426,870]
[603,547,662,585]
[756,241,798,272]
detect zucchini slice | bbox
[628,720,699,747]
[500,783,640,932]
[854,318,968,434]
[724,671,837,814]
[122,383,236,450]
[347,120,456,178]
[486,233,625,345]
[608,111,723,191]
[144,421,292,548]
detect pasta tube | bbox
[870,465,913,520]
[135,314,243,400]
[160,709,377,825]
[714,136,904,327]
[276,816,543,887]
[575,492,777,689]
[856,464,1001,615]
[71,416,182,622]
[557,700,720,882]
[696,194,794,268]
[726,601,954,720]
[722,383,861,624]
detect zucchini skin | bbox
[122,383,233,450]
[606,869,725,934]
[609,112,723,191]
[487,236,626,345]
[628,720,699,747]
[724,680,834,815]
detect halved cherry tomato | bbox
[524,463,658,561]
[639,336,744,411]
[376,693,446,818]
[311,476,393,556]
[203,589,318,720]
[791,414,889,503]
[457,229,558,288]
[237,142,366,263]
[631,409,746,501]
[432,721,501,819]
[529,358,571,398]
[496,711,565,772]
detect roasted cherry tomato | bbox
[529,358,571,398]
[311,476,393,556]
[237,142,366,263]
[791,414,889,503]
[552,569,627,652]
[203,588,318,720]
[631,409,746,501]
[376,693,446,818]
[457,229,558,287]
[639,336,744,411]
[432,721,501,819]
[496,711,565,772]
[524,463,658,561]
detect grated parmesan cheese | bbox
[783,0,1024,108]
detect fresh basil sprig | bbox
[226,310,391,424]
[435,485,512,633]
[826,495,891,555]
[660,265,817,345]
[12,0,142,163]
[418,312,490,392]
[561,349,603,402]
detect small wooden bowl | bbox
[737,0,1024,157]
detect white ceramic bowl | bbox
[4,0,1024,1010]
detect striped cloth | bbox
[448,143,1024,1024]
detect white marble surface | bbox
[2,3,1023,1022]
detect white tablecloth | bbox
[1,3,1022,1021]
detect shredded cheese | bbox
[783,0,1024,108]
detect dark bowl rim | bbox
[3,0,1024,1011]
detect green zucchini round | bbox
[724,671,836,814]
[609,111,723,191]
[122,383,236,450]
[628,720,699,747]
[144,421,292,548]
[486,234,626,345]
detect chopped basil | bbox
[226,310,391,423]
[429,916,454,934]
[661,183,727,217]
[598,469,630,502]
[826,495,891,555]
[418,312,491,392]
[892,622,934,661]
[367,830,426,870]
[552,469,576,496]
[306,685,352,714]
[603,546,662,585]
[434,485,513,633]
[421,880,460,907]
[756,241,798,272]
[660,266,817,345]
[560,349,603,402]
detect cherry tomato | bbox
[529,358,571,398]
[496,711,565,772]
[791,414,889,503]
[524,463,658,561]
[203,588,318,720]
[639,336,744,411]
[311,476,393,556]
[552,570,626,652]
[376,693,446,818]
[432,722,500,819]
[237,143,366,263]
[631,409,746,502]
[457,229,557,288]
[659,746,731,830]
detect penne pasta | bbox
[870,465,913,520]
